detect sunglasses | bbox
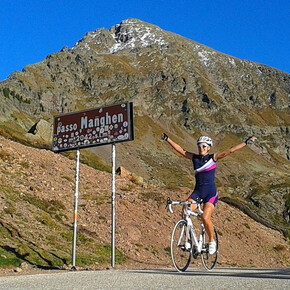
[198,144,210,149]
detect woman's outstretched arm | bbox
[161,133,193,160]
[214,136,257,161]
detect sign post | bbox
[52,102,134,269]
[72,148,80,270]
[111,143,116,268]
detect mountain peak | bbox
[109,18,168,53]
[72,18,168,54]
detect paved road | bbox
[0,268,289,290]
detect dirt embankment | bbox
[0,135,289,276]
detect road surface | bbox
[0,268,289,289]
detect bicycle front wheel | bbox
[201,226,218,270]
[171,220,192,272]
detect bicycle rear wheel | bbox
[201,226,218,270]
[171,220,192,272]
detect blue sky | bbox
[1,0,289,81]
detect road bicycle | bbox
[166,197,218,272]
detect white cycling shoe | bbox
[208,241,216,254]
[185,242,191,250]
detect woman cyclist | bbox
[161,133,257,254]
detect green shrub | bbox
[2,88,10,99]
[0,247,22,267]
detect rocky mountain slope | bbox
[0,135,289,272]
[0,18,289,246]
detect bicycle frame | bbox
[167,197,218,271]
[183,207,206,255]
[167,198,204,253]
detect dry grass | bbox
[0,150,11,161]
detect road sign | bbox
[51,102,134,270]
[52,102,134,152]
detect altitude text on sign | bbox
[52,102,134,152]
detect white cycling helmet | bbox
[197,136,213,147]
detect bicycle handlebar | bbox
[166,197,203,215]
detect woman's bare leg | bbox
[201,202,215,242]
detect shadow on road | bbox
[130,268,290,280]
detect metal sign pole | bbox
[111,143,116,268]
[72,148,80,270]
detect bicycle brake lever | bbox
[165,197,171,208]
[166,197,174,213]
